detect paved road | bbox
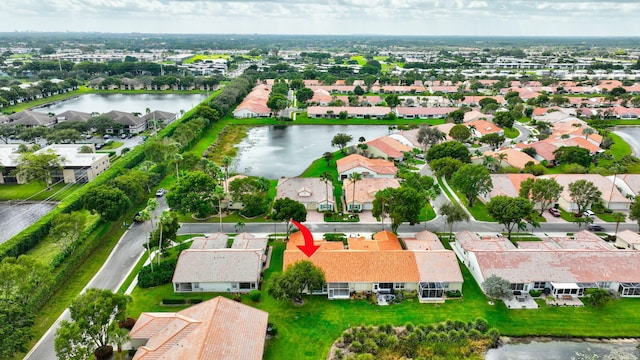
[25,197,168,360]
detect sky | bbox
[0,0,639,37]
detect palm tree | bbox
[320,171,333,212]
[613,212,626,236]
[156,210,172,265]
[235,221,245,233]
[221,156,232,190]
[582,127,595,140]
[173,153,183,179]
[109,327,130,360]
[496,152,508,167]
[349,172,361,213]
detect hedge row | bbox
[138,259,178,288]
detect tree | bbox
[228,176,270,217]
[48,211,88,252]
[149,211,180,256]
[440,202,469,237]
[266,93,288,117]
[349,172,362,213]
[451,164,492,207]
[268,260,325,302]
[372,187,422,233]
[519,178,563,215]
[55,289,129,360]
[448,109,465,124]
[612,212,627,236]
[493,112,515,129]
[478,133,505,150]
[15,150,63,188]
[46,129,83,144]
[449,124,471,142]
[271,197,307,238]
[353,85,365,95]
[482,275,513,300]
[18,126,49,143]
[296,87,314,104]
[417,125,445,152]
[630,196,640,230]
[322,151,334,166]
[83,185,131,221]
[88,115,116,135]
[0,124,17,144]
[582,127,595,140]
[554,146,592,167]
[429,157,463,180]
[166,171,218,218]
[320,171,333,212]
[426,141,471,163]
[384,94,400,108]
[486,196,534,240]
[584,288,613,307]
[568,180,602,215]
[331,133,353,154]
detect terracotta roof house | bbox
[55,110,92,123]
[483,149,538,169]
[615,230,640,250]
[467,119,503,138]
[611,174,640,197]
[395,106,458,119]
[173,249,263,293]
[336,154,397,180]
[233,85,271,118]
[310,88,333,105]
[453,230,640,300]
[460,95,505,106]
[516,141,558,163]
[389,128,422,148]
[130,296,268,360]
[283,230,463,302]
[463,110,494,123]
[343,177,401,211]
[481,174,535,204]
[276,177,335,211]
[546,174,630,211]
[365,136,413,161]
[103,110,147,134]
[403,230,446,251]
[307,106,391,119]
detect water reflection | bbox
[485,340,639,360]
[0,203,57,244]
[33,93,207,115]
[233,125,391,179]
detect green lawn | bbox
[102,141,124,150]
[127,240,640,360]
[503,127,519,139]
[0,182,83,201]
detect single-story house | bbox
[365,136,413,161]
[189,233,229,250]
[611,174,640,197]
[103,110,147,134]
[615,230,640,250]
[463,110,494,123]
[395,107,458,119]
[284,230,463,302]
[141,110,178,125]
[546,174,631,211]
[481,174,535,204]
[466,119,503,138]
[173,249,263,293]
[8,110,56,127]
[231,232,269,252]
[515,141,558,164]
[453,230,640,299]
[233,85,271,118]
[342,177,401,211]
[55,110,92,123]
[306,106,391,119]
[482,149,538,169]
[336,154,397,180]
[130,296,268,360]
[276,177,335,211]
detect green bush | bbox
[249,289,261,302]
[162,298,187,305]
[323,233,347,243]
[529,290,542,297]
[446,290,462,298]
[138,259,178,288]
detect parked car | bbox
[85,134,93,139]
[103,134,111,139]
[120,133,128,139]
[587,224,605,232]
[583,210,595,217]
[133,212,143,223]
[95,143,104,150]
[155,188,166,197]
[548,208,561,217]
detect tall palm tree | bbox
[320,171,333,212]
[221,156,232,190]
[613,212,626,237]
[173,153,183,179]
[582,127,595,140]
[350,172,361,213]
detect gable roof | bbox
[104,110,144,126]
[131,296,268,360]
[276,177,334,204]
[336,154,397,175]
[172,249,262,283]
[342,177,401,204]
[546,174,630,205]
[488,174,535,198]
[366,136,413,159]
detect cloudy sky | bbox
[0,0,638,37]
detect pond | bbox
[33,93,207,115]
[485,339,640,360]
[0,202,57,244]
[232,125,393,179]
[614,127,640,157]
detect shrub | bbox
[529,290,542,297]
[446,290,462,298]
[162,298,187,305]
[249,289,261,302]
[138,259,177,288]
[118,317,136,330]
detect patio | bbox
[545,295,585,307]
[503,293,539,309]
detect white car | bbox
[155,188,166,197]
[583,210,595,217]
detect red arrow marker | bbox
[291,220,320,258]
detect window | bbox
[510,283,525,291]
[239,282,252,290]
[394,283,405,290]
[533,282,546,289]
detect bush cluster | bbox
[138,259,178,288]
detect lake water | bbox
[0,202,57,244]
[486,339,640,360]
[615,127,640,157]
[33,93,207,115]
[232,125,392,179]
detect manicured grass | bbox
[127,240,640,360]
[102,141,124,150]
[503,127,519,139]
[451,187,495,222]
[183,54,231,64]
[0,182,83,201]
